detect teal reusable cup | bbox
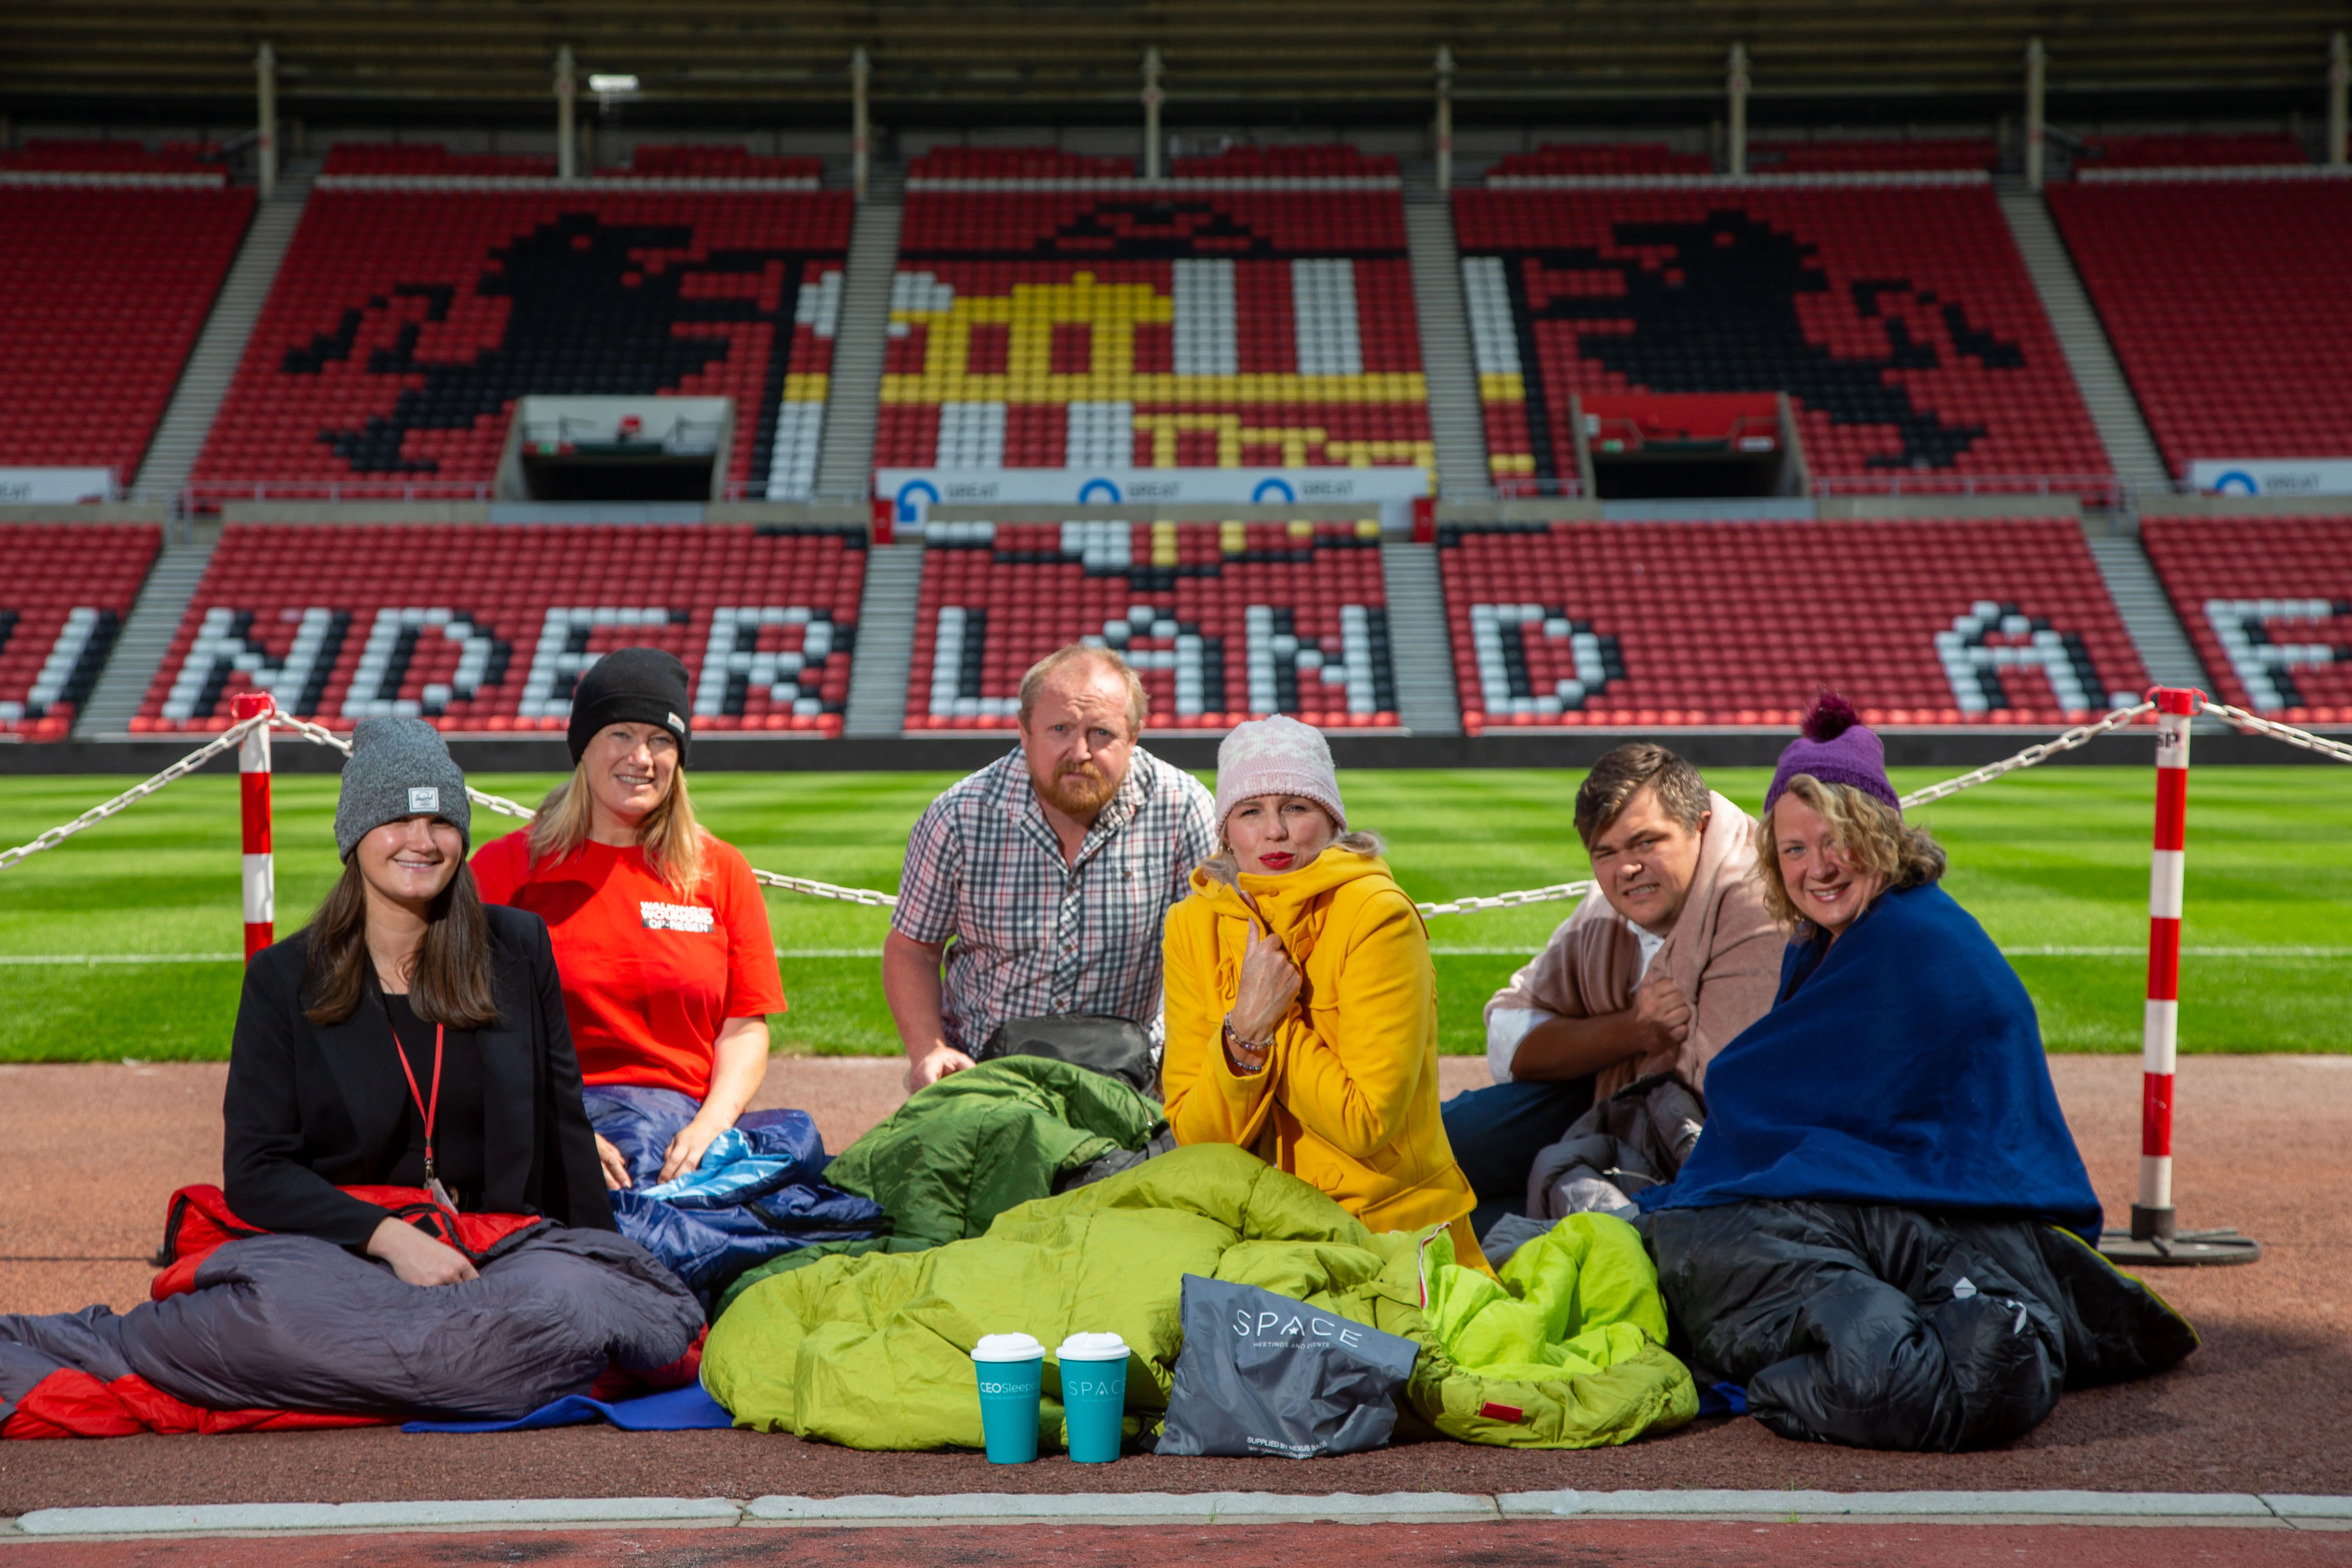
[1057,1332,1131,1464]
[970,1333,1045,1464]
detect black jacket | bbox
[222,903,616,1247]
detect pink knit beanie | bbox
[1213,715,1347,836]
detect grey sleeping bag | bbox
[0,1227,701,1426]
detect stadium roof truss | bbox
[2,1,2347,120]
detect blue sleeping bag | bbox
[583,1086,887,1297]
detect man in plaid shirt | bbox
[885,646,1218,1091]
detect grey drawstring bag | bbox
[1154,1274,1420,1458]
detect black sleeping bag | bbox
[1646,1200,2197,1451]
[1632,884,2200,1451]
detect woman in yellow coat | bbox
[1161,715,1485,1268]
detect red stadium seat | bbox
[906,520,1400,730]
[0,183,254,484]
[134,523,863,736]
[189,172,851,501]
[2140,516,2352,722]
[883,150,1431,480]
[1454,182,2112,495]
[0,524,163,739]
[2046,178,2350,481]
[1437,518,2149,730]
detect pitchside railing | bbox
[8,688,2349,1265]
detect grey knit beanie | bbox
[334,716,471,861]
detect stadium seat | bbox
[1484,144,1714,178]
[0,137,222,174]
[1437,518,2148,730]
[0,179,254,487]
[1453,181,2111,495]
[882,147,1433,480]
[2140,515,2351,722]
[2073,132,2310,170]
[2046,177,2351,481]
[189,153,850,502]
[906,519,1399,730]
[0,524,163,739]
[1749,137,1998,173]
[132,523,864,736]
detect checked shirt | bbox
[892,746,1218,1054]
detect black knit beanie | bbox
[567,647,692,766]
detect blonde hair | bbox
[1019,645,1149,735]
[1753,774,1945,928]
[528,758,708,896]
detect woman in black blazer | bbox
[223,717,612,1287]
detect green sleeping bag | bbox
[704,1142,1694,1451]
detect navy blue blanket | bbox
[583,1087,886,1298]
[1639,883,2103,1242]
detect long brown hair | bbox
[302,858,500,1028]
[525,757,708,895]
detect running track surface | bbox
[0,1055,2345,1511]
[2,1524,2349,1568]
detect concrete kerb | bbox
[6,1491,2348,1538]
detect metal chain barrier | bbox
[5,698,2345,920]
[265,714,904,909]
[0,715,268,874]
[1895,700,2156,811]
[2200,700,2352,766]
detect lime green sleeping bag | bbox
[703,1143,1694,1450]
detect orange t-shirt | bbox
[470,829,786,1100]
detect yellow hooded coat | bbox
[1161,848,1478,1240]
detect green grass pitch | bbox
[0,764,2343,1063]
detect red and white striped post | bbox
[230,692,275,960]
[2134,686,2199,1241]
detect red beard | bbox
[1037,761,1119,817]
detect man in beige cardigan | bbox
[1441,743,1785,1234]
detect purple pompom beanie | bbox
[1764,693,1901,816]
[1213,715,1347,836]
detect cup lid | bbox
[970,1332,1045,1362]
[1057,1330,1129,1360]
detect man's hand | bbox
[1230,925,1302,1043]
[1631,976,1693,1059]
[594,1132,633,1191]
[657,1113,731,1184]
[906,1044,976,1094]
[366,1215,480,1288]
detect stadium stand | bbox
[132,523,864,735]
[0,176,254,489]
[188,153,850,502]
[1454,181,2111,494]
[1749,137,1998,173]
[2045,176,2350,481]
[2140,515,2350,721]
[1485,145,1714,178]
[0,524,162,739]
[882,147,1431,480]
[0,138,222,173]
[320,144,557,177]
[1438,518,2147,730]
[2075,132,2310,170]
[908,519,1398,730]
[907,147,1136,179]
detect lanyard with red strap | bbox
[382,994,457,1215]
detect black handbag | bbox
[975,1014,1157,1096]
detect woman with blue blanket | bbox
[1639,695,2197,1452]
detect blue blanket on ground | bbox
[1638,882,2103,1243]
[583,1087,887,1297]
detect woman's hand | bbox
[657,1113,730,1184]
[1229,924,1302,1044]
[366,1215,479,1287]
[594,1132,633,1191]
